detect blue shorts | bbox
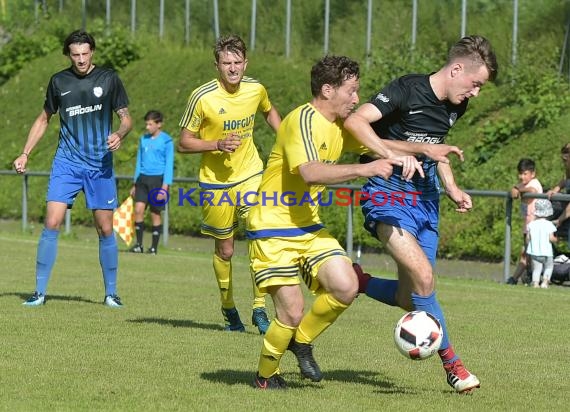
[362,189,439,266]
[46,159,118,210]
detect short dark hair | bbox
[517,158,536,173]
[144,110,163,123]
[214,34,246,63]
[310,55,360,97]
[447,35,498,82]
[561,143,570,155]
[62,30,96,55]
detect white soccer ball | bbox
[394,310,443,360]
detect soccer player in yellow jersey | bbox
[178,35,281,334]
[249,55,411,389]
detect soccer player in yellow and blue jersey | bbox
[249,55,410,389]
[178,34,281,334]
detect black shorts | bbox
[134,174,165,212]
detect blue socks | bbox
[411,291,456,361]
[34,229,118,297]
[35,228,60,294]
[365,278,398,306]
[99,234,118,296]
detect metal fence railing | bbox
[3,169,570,281]
[20,0,527,65]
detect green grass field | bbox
[1,221,569,411]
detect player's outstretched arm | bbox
[344,104,423,180]
[299,158,401,186]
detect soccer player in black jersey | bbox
[344,35,498,393]
[13,30,132,308]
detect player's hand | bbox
[13,154,29,174]
[129,185,136,197]
[107,132,122,151]
[217,133,242,153]
[423,144,464,163]
[447,187,472,213]
[510,186,520,199]
[368,158,402,180]
[394,155,424,181]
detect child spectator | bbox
[506,158,543,285]
[526,199,557,288]
[129,110,174,255]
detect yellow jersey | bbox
[246,103,362,238]
[179,77,273,188]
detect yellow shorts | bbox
[201,174,262,239]
[249,229,350,294]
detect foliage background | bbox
[1,0,570,261]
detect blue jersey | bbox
[44,66,129,170]
[133,131,174,186]
[366,74,468,200]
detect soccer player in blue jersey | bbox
[344,35,498,393]
[129,110,174,255]
[13,30,132,308]
[178,35,281,334]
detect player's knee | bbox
[216,248,234,261]
[331,276,358,305]
[44,219,62,230]
[276,307,303,327]
[413,272,435,295]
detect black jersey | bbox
[366,74,468,198]
[44,66,129,170]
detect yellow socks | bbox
[213,254,234,308]
[295,293,348,344]
[258,318,296,378]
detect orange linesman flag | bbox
[113,196,134,246]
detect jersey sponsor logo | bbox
[61,90,71,96]
[319,142,328,150]
[409,109,423,115]
[218,108,226,114]
[66,104,103,117]
[223,114,255,131]
[375,92,390,103]
[449,112,458,126]
[406,135,443,144]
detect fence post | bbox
[22,174,28,232]
[163,202,169,246]
[131,0,137,34]
[65,209,71,235]
[346,189,354,259]
[503,195,513,281]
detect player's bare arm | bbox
[299,158,400,186]
[437,162,472,213]
[13,109,53,174]
[383,140,465,163]
[177,128,241,153]
[263,106,281,133]
[107,107,132,151]
[344,103,423,180]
